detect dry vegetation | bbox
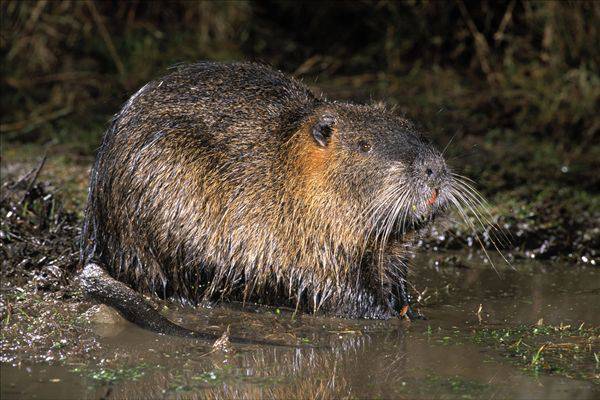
[1,1,598,146]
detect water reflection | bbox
[2,256,599,399]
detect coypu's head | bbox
[307,103,451,239]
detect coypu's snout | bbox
[415,152,448,190]
[408,150,450,222]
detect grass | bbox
[2,2,598,148]
[422,321,599,384]
[472,323,600,382]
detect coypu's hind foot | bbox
[80,263,292,346]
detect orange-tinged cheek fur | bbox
[295,129,330,185]
[288,131,330,230]
[287,129,367,261]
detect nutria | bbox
[81,61,455,339]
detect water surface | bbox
[2,254,599,399]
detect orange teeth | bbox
[426,188,439,206]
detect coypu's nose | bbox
[423,164,446,184]
[415,153,447,186]
[419,156,448,208]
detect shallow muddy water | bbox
[1,254,599,399]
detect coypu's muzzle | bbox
[407,152,450,225]
[368,150,451,238]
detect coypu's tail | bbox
[80,263,285,346]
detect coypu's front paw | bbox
[400,304,427,321]
[395,280,427,321]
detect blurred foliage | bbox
[0,0,598,149]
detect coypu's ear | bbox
[311,115,336,147]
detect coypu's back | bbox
[82,61,451,319]
[82,62,322,306]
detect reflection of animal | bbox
[81,62,452,337]
[96,328,407,399]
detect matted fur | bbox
[82,62,451,319]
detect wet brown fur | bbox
[82,62,450,319]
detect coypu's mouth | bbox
[426,188,439,206]
[402,187,447,233]
[369,183,449,238]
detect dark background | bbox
[2,1,598,146]
[1,0,599,261]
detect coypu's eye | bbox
[358,140,372,153]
